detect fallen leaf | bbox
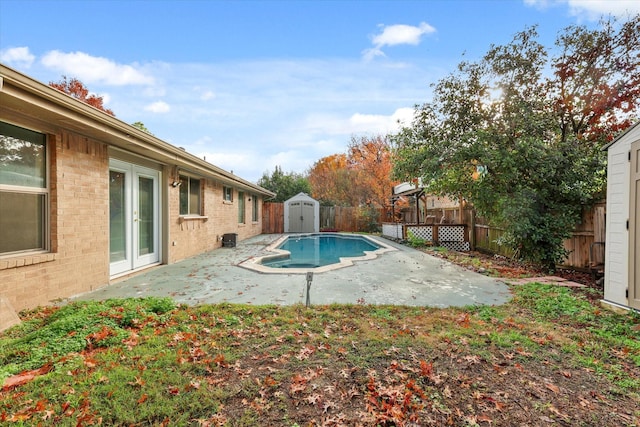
[477,413,492,423]
[443,386,453,398]
[548,404,568,419]
[2,364,52,391]
[305,393,321,404]
[545,383,560,394]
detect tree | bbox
[551,16,640,144]
[347,135,397,208]
[257,166,310,202]
[308,135,397,208]
[308,153,353,206]
[392,16,640,271]
[131,122,153,135]
[49,76,115,116]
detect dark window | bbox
[179,175,201,215]
[0,122,48,254]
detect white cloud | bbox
[144,101,170,113]
[373,22,437,47]
[0,47,35,68]
[302,107,415,137]
[363,22,436,61]
[41,58,434,182]
[524,0,640,18]
[40,50,155,85]
[567,0,640,18]
[349,107,415,133]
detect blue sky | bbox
[1,0,639,182]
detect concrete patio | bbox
[72,234,513,307]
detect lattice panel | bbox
[439,226,464,242]
[441,241,470,252]
[382,224,402,239]
[407,226,433,241]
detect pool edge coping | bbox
[238,233,398,274]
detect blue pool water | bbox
[261,234,381,268]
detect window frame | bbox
[178,174,202,216]
[223,186,233,202]
[252,194,259,222]
[0,121,49,256]
[237,191,245,224]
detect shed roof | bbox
[0,63,275,198]
[602,120,640,151]
[285,192,317,203]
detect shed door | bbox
[301,202,315,232]
[288,201,315,233]
[630,139,640,310]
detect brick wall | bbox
[167,175,263,263]
[1,130,265,311]
[0,130,110,311]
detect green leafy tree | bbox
[131,121,153,135]
[392,16,640,271]
[257,166,310,202]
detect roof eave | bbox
[0,63,276,198]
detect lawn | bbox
[1,283,639,426]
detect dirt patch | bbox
[424,248,598,286]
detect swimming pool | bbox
[239,233,396,273]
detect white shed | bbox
[284,193,320,233]
[603,121,640,312]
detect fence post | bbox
[470,208,476,250]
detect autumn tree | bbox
[49,76,115,116]
[257,166,310,202]
[347,135,396,208]
[307,154,352,206]
[392,16,640,271]
[551,16,640,143]
[308,136,397,208]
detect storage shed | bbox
[603,121,640,312]
[284,193,319,233]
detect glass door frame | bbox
[109,158,161,276]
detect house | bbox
[602,121,640,312]
[390,181,463,225]
[0,64,275,322]
[383,181,469,251]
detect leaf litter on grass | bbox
[0,286,638,426]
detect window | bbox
[0,122,48,255]
[179,175,201,215]
[223,186,233,202]
[252,194,259,222]
[238,191,245,223]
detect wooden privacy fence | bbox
[319,206,384,232]
[473,202,606,270]
[473,225,515,258]
[262,202,284,234]
[262,202,385,233]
